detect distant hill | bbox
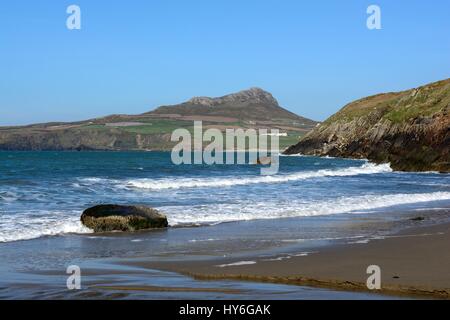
[150,87,308,122]
[285,79,450,172]
[0,88,317,151]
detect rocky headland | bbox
[285,79,450,172]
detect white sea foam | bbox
[77,177,121,184]
[348,239,371,244]
[1,191,448,243]
[262,252,313,261]
[278,153,307,157]
[414,207,449,211]
[292,252,315,257]
[216,261,257,267]
[163,191,450,226]
[0,210,93,243]
[1,160,448,243]
[0,191,19,202]
[188,238,221,243]
[262,256,292,261]
[126,163,393,190]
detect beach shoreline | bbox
[1,208,449,299]
[121,217,450,299]
[1,150,449,299]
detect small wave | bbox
[164,191,450,226]
[278,153,307,157]
[0,211,92,243]
[0,191,19,202]
[216,261,257,267]
[75,177,127,190]
[262,256,292,261]
[348,239,370,244]
[126,163,392,190]
[261,252,313,261]
[188,238,221,243]
[77,177,120,184]
[1,191,448,242]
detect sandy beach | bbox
[124,218,450,299]
[1,207,449,299]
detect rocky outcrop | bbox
[81,205,168,232]
[187,87,280,107]
[285,79,450,172]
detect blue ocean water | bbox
[0,151,449,243]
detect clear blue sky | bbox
[1,0,449,125]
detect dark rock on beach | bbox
[81,205,168,232]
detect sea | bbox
[0,151,449,299]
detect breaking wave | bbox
[164,191,450,226]
[0,211,92,243]
[126,163,393,190]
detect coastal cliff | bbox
[284,79,450,172]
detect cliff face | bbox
[284,79,450,172]
[0,128,172,151]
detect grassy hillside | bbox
[285,78,450,172]
[0,88,316,151]
[326,79,450,124]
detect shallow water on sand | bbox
[0,259,401,300]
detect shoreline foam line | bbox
[164,192,450,226]
[126,163,393,190]
[2,191,449,243]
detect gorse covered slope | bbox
[285,79,450,172]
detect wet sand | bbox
[1,208,449,299]
[0,262,395,300]
[125,221,450,299]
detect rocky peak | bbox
[187,87,279,107]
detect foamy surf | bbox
[0,211,93,243]
[163,191,450,226]
[126,163,393,190]
[1,153,448,244]
[216,261,257,267]
[3,190,447,243]
[1,194,449,243]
